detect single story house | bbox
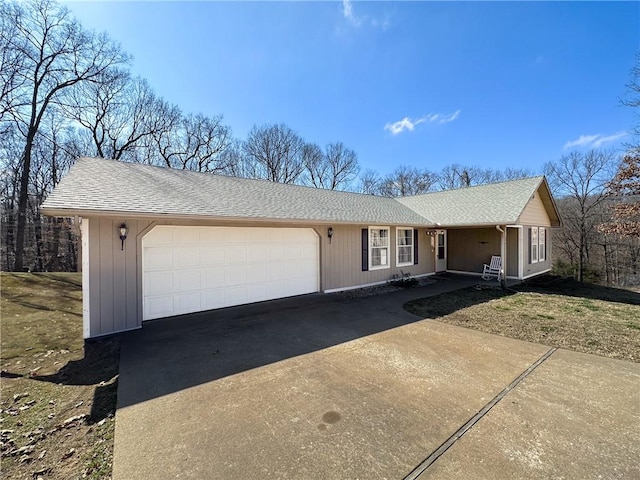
[41,157,561,339]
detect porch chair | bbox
[482,255,502,281]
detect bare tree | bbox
[243,123,305,183]
[379,166,437,197]
[622,52,640,152]
[64,73,179,163]
[358,169,382,195]
[304,142,360,190]
[1,0,129,271]
[544,150,618,282]
[155,112,233,172]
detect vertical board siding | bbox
[86,217,436,336]
[321,225,434,291]
[88,217,150,337]
[523,225,552,277]
[447,228,501,274]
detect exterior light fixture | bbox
[327,227,334,244]
[119,223,128,251]
[426,230,437,236]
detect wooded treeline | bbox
[1,0,638,287]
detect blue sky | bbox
[63,1,639,176]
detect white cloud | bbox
[342,0,389,30]
[563,131,628,150]
[384,110,461,135]
[342,0,361,26]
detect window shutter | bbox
[414,229,419,265]
[528,228,532,264]
[361,228,368,271]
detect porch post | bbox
[499,225,507,289]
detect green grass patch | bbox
[1,273,120,480]
[404,278,640,363]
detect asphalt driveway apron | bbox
[112,278,640,479]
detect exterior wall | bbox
[518,194,552,226]
[447,228,501,274]
[506,227,519,277]
[83,216,435,338]
[523,225,552,278]
[84,217,151,338]
[321,225,434,291]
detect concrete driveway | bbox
[113,277,640,479]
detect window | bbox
[530,227,547,264]
[369,227,390,270]
[437,233,445,260]
[396,228,414,266]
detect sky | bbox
[62,1,639,177]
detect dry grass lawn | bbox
[405,277,640,363]
[1,273,120,480]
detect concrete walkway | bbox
[113,275,640,479]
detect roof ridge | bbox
[399,175,544,199]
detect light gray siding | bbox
[82,217,435,338]
[321,225,434,291]
[447,228,502,274]
[85,217,150,338]
[523,225,552,278]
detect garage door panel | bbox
[224,229,247,243]
[247,284,268,303]
[144,295,174,319]
[249,264,268,283]
[268,246,285,262]
[145,226,173,246]
[202,269,224,289]
[201,248,224,266]
[175,292,201,313]
[225,245,247,264]
[265,228,284,243]
[247,244,267,263]
[225,265,247,286]
[143,226,318,321]
[225,286,248,305]
[145,272,174,296]
[200,228,224,243]
[201,289,224,310]
[173,247,200,267]
[173,270,201,293]
[173,228,199,244]
[145,247,173,271]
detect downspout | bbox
[496,225,506,290]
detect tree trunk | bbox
[13,133,35,272]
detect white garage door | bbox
[142,226,319,321]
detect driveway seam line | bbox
[403,347,558,480]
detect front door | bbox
[435,230,447,272]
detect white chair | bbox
[482,256,502,281]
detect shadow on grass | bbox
[514,275,640,306]
[404,286,513,318]
[1,338,120,423]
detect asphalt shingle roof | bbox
[41,157,432,226]
[396,176,546,226]
[41,158,553,227]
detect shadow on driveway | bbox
[117,275,480,408]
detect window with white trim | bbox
[539,227,546,262]
[531,227,538,263]
[396,227,414,266]
[369,227,390,270]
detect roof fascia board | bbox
[40,207,436,227]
